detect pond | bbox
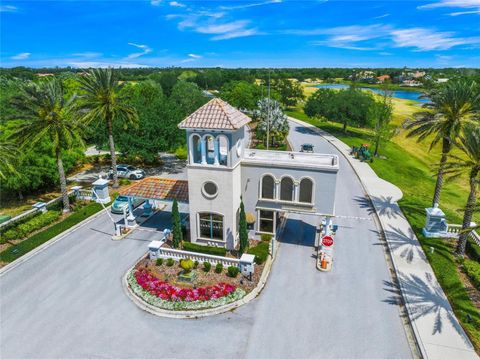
[315,83,429,103]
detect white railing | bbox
[0,191,75,230]
[448,224,480,246]
[76,189,93,201]
[156,247,241,267]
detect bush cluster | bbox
[155,258,163,266]
[261,234,272,242]
[215,263,223,273]
[227,266,240,278]
[166,258,174,267]
[182,242,227,256]
[466,238,480,262]
[203,261,211,272]
[1,210,61,242]
[463,259,480,290]
[247,241,270,264]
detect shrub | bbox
[261,234,272,242]
[182,242,227,256]
[463,259,480,290]
[203,261,211,272]
[193,260,199,269]
[1,210,61,241]
[155,258,163,266]
[180,259,194,273]
[174,146,188,160]
[119,178,132,186]
[215,263,223,273]
[466,238,480,262]
[166,258,174,267]
[247,241,270,264]
[227,266,240,278]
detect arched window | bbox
[299,178,313,203]
[261,175,275,199]
[199,212,224,240]
[280,177,294,201]
[218,136,229,166]
[191,135,201,164]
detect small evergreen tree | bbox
[171,198,182,249]
[239,199,248,255]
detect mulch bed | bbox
[136,254,264,294]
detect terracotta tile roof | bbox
[178,98,251,130]
[119,178,189,202]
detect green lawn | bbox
[287,109,480,352]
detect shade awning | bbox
[119,178,189,203]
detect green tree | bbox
[444,124,480,256]
[273,78,305,108]
[406,80,480,206]
[368,88,394,156]
[220,81,263,110]
[169,81,208,117]
[239,199,248,255]
[171,198,182,249]
[9,79,83,212]
[0,137,17,180]
[78,68,138,188]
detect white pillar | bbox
[275,180,280,200]
[294,181,300,202]
[201,138,207,165]
[214,138,220,165]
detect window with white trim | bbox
[280,177,294,201]
[261,175,275,199]
[259,210,274,233]
[299,178,313,203]
[199,213,224,240]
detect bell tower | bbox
[178,98,251,250]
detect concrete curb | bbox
[0,206,112,277]
[123,247,277,319]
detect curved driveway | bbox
[0,120,412,359]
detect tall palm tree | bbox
[406,80,479,206]
[77,68,138,188]
[10,79,82,213]
[444,124,480,256]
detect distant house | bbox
[36,73,54,77]
[412,71,426,79]
[377,75,391,83]
[402,80,421,87]
[437,78,449,83]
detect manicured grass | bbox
[287,109,480,352]
[247,241,269,264]
[0,202,107,263]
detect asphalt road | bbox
[0,120,412,359]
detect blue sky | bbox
[1,0,479,68]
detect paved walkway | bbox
[289,117,479,359]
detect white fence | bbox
[155,247,242,267]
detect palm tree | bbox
[77,68,138,188]
[0,137,18,180]
[406,80,479,207]
[444,124,480,256]
[10,79,82,213]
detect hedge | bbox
[466,238,480,262]
[0,202,106,263]
[463,259,480,290]
[1,210,61,243]
[182,242,227,257]
[247,241,270,264]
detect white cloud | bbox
[169,1,186,7]
[211,28,259,40]
[126,43,152,59]
[391,28,480,51]
[220,0,282,11]
[373,13,390,19]
[11,52,31,60]
[69,61,148,68]
[418,0,480,15]
[71,52,102,58]
[150,0,162,6]
[188,53,202,58]
[0,5,17,12]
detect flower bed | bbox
[127,269,246,311]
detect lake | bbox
[315,83,429,103]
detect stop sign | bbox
[322,235,334,247]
